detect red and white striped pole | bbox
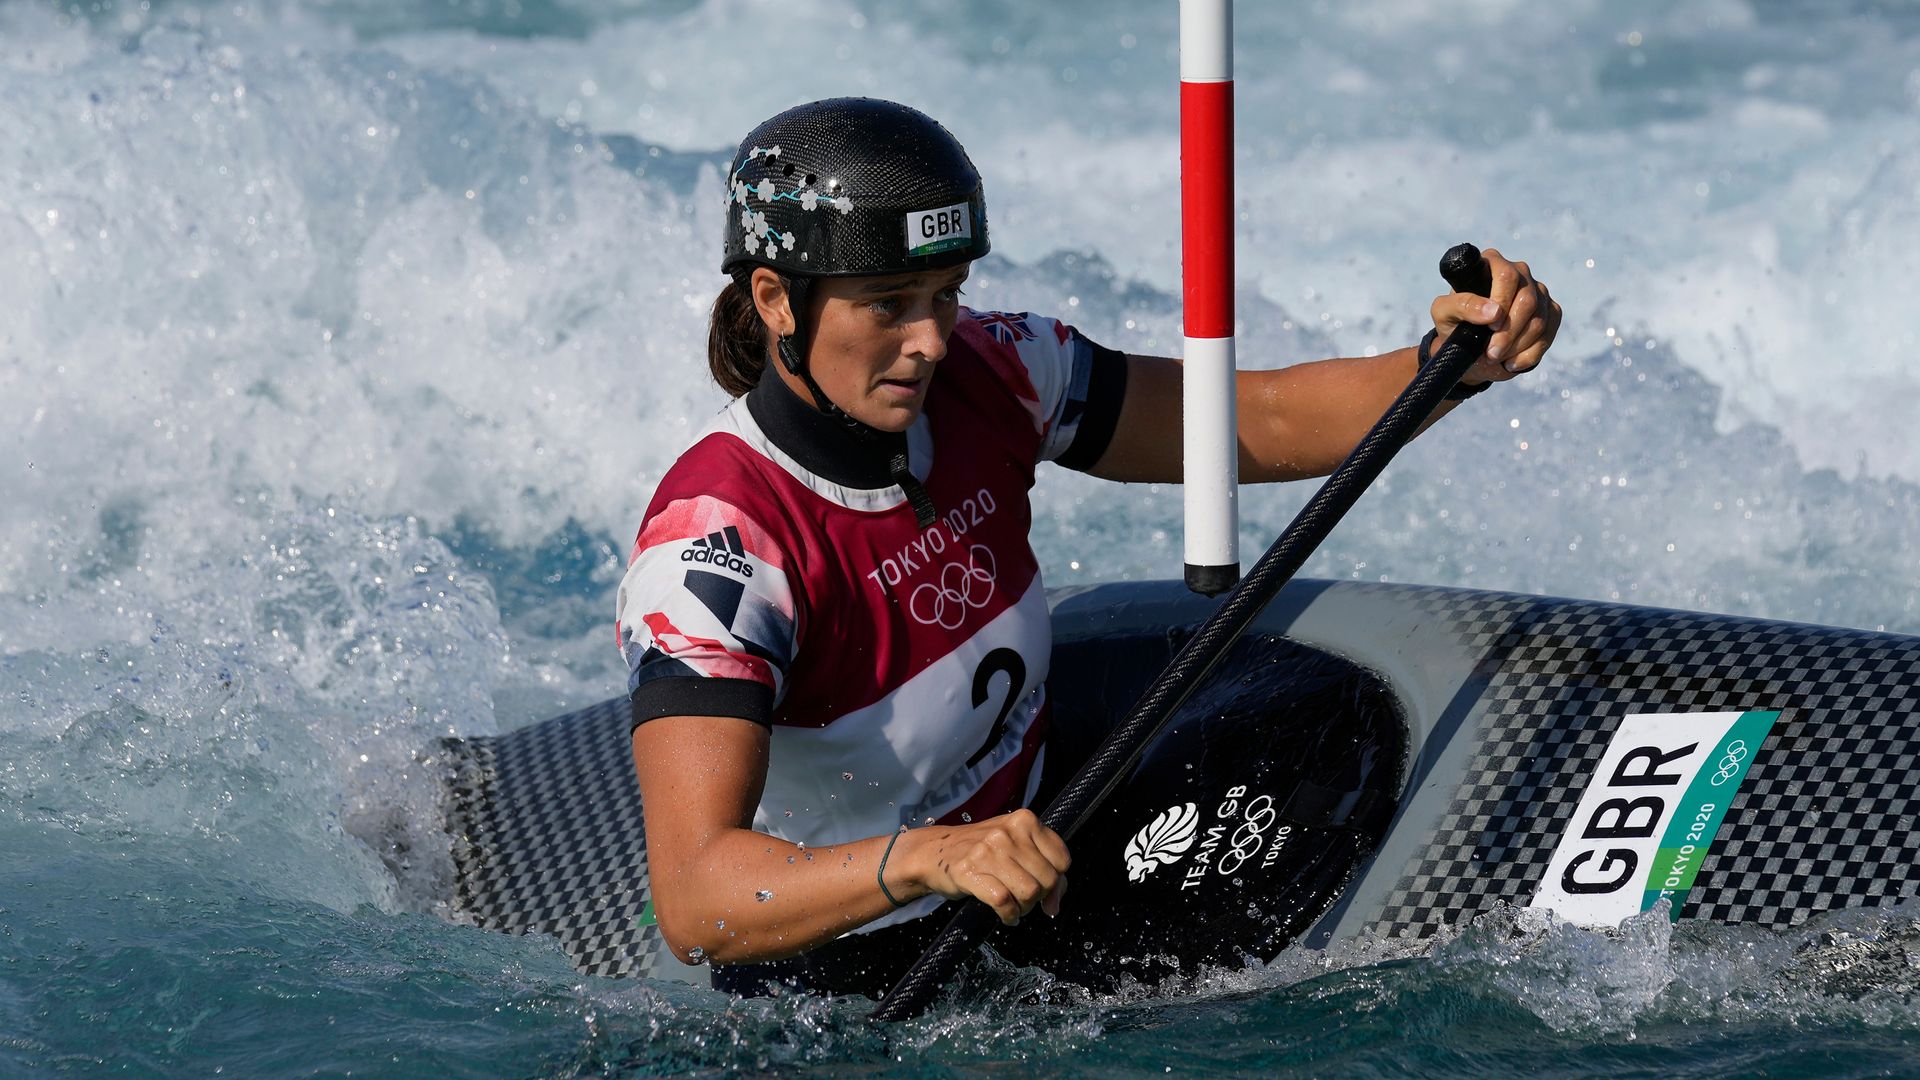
[1180,0,1238,595]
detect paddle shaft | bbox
[869,244,1497,1023]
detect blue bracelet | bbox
[877,828,909,909]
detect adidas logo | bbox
[681,526,755,578]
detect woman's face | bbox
[756,264,970,433]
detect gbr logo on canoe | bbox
[1530,710,1776,927]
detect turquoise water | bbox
[6,0,1920,1073]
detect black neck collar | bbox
[746,362,905,490]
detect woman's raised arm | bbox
[1088,248,1560,485]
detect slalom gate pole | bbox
[1181,0,1240,596]
[869,244,1497,1024]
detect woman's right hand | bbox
[1429,246,1560,387]
[894,808,1071,925]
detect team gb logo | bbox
[1124,802,1199,882]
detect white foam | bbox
[368,0,1920,480]
[3,0,1920,913]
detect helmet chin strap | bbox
[777,279,938,528]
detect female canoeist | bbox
[617,97,1560,996]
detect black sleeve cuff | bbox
[630,677,774,731]
[1053,340,1130,473]
[1419,327,1493,402]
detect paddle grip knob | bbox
[1440,243,1491,298]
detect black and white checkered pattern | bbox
[440,582,1920,975]
[1370,587,1920,938]
[443,697,670,978]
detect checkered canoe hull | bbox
[1350,585,1920,939]
[439,580,1920,978]
[442,696,673,979]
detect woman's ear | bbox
[749,267,795,337]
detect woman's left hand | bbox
[1430,247,1562,387]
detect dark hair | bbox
[707,271,769,398]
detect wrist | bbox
[882,827,937,903]
[1420,327,1492,401]
[877,828,913,908]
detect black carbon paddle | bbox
[869,243,1498,1023]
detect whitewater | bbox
[5,0,1920,1074]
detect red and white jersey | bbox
[616,309,1126,931]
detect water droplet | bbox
[784,810,793,817]
[786,855,795,864]
[960,813,972,822]
[795,841,806,850]
[687,947,707,965]
[841,771,854,781]
[715,920,725,929]
[756,890,773,902]
[803,851,814,861]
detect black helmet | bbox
[721,97,990,278]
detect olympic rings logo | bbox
[1709,740,1749,786]
[1215,795,1277,878]
[908,544,996,629]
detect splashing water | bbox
[5,0,1920,1075]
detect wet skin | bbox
[749,264,969,432]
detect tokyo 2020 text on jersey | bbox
[615,309,1126,932]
